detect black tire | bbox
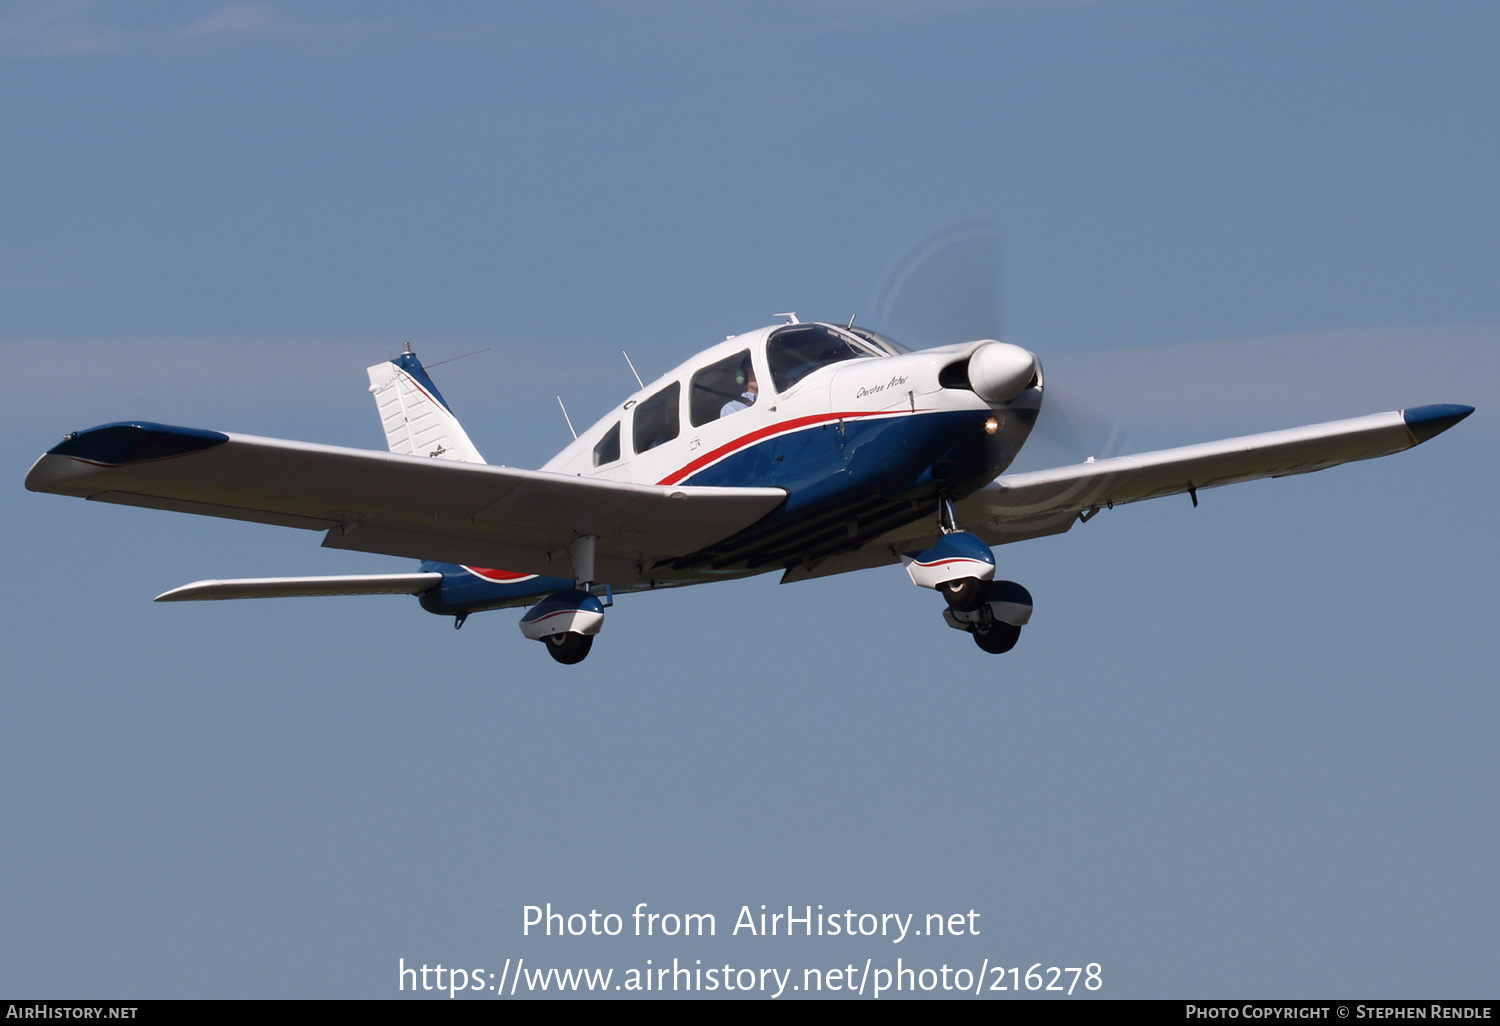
[940,576,988,612]
[543,631,594,665]
[972,621,1021,654]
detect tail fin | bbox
[366,345,486,464]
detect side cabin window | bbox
[690,349,756,427]
[765,324,874,393]
[632,381,681,453]
[593,422,621,467]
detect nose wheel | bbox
[970,619,1021,654]
[939,579,1033,655]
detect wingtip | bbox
[1403,404,1475,444]
[45,422,229,465]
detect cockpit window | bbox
[632,381,681,453]
[765,324,877,393]
[690,349,756,427]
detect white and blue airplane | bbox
[25,317,1472,663]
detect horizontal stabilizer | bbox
[155,573,443,602]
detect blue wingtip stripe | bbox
[47,422,230,465]
[1402,404,1474,444]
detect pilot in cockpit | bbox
[720,358,759,418]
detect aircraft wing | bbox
[961,405,1473,525]
[25,422,787,583]
[786,404,1472,583]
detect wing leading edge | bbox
[25,422,787,584]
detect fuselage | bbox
[421,321,1041,615]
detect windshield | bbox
[766,324,878,393]
[846,325,911,356]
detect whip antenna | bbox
[622,351,645,389]
[555,395,577,440]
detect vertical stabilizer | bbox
[366,347,486,464]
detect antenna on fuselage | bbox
[555,395,578,440]
[622,351,644,389]
[847,315,857,329]
[775,312,800,324]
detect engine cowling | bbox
[967,341,1037,404]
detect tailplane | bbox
[366,344,486,463]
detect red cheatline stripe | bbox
[526,609,589,624]
[399,369,450,414]
[655,409,920,486]
[463,566,537,582]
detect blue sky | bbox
[2,0,1496,999]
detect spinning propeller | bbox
[868,219,1125,464]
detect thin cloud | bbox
[801,0,1123,15]
[1027,323,1498,460]
[0,1,395,59]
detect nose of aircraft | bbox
[967,341,1037,404]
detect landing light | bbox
[984,417,998,435]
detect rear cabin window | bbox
[765,324,872,393]
[592,422,621,466]
[690,349,756,427]
[632,382,681,453]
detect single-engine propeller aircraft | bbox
[26,317,1472,664]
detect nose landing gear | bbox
[901,500,1032,654]
[942,580,1032,654]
